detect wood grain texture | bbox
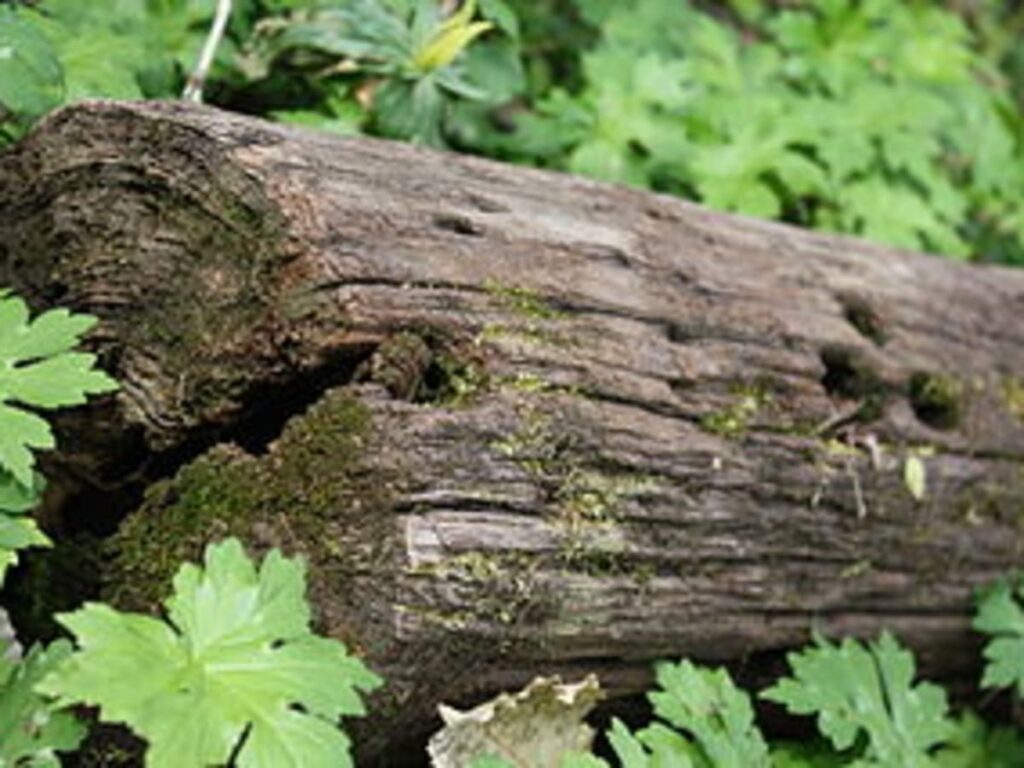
[1,100,1023,760]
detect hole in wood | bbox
[838,293,887,346]
[820,345,883,400]
[414,354,487,405]
[433,214,484,237]
[665,322,691,343]
[908,372,962,430]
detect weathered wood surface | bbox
[2,100,1024,760]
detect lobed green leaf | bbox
[973,577,1024,696]
[40,538,381,768]
[762,632,952,768]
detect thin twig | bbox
[813,402,863,437]
[0,606,20,662]
[846,458,867,519]
[183,0,233,103]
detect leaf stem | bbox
[183,0,233,103]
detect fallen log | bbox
[1,100,1023,761]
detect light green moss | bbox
[491,403,654,575]
[425,354,489,406]
[1003,377,1024,421]
[954,468,1024,528]
[490,407,561,475]
[840,559,874,579]
[492,372,584,403]
[478,321,570,348]
[484,280,564,321]
[557,469,655,524]
[479,280,574,348]
[700,380,774,438]
[366,331,433,400]
[406,549,544,627]
[366,329,491,406]
[557,543,628,576]
[394,604,474,631]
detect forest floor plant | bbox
[427,584,1024,767]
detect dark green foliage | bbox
[0,0,521,147]
[974,574,1024,697]
[478,0,1024,263]
[465,623,1024,766]
[2,1,1024,262]
[0,7,62,141]
[237,0,519,145]
[0,640,86,766]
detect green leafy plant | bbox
[608,660,771,767]
[763,632,953,767]
[0,0,516,148]
[0,470,49,588]
[0,287,114,758]
[0,291,117,583]
[973,574,1024,697]
[476,0,1024,264]
[244,0,517,145]
[39,537,382,768]
[935,713,1024,768]
[0,7,64,143]
[0,640,86,767]
[0,0,217,139]
[444,618,1024,768]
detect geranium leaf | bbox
[762,632,952,767]
[1,640,86,766]
[39,538,382,768]
[0,293,117,488]
[974,577,1024,697]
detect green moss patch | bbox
[104,388,391,612]
[492,402,654,575]
[908,372,963,431]
[484,280,564,321]
[1003,377,1024,422]
[480,280,575,348]
[700,380,775,439]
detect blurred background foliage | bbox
[2,0,1024,264]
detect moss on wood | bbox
[103,387,391,613]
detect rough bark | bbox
[2,100,1024,761]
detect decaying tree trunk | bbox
[2,100,1024,761]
